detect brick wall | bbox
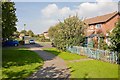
[102,14,119,35]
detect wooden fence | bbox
[67,46,118,64]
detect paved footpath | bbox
[25,44,70,79]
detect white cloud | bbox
[33,1,118,34]
[75,0,118,18]
[41,4,74,18]
[59,7,71,15]
[41,1,118,19]
[41,4,58,17]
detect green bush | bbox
[48,15,86,51]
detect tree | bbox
[48,15,87,51]
[27,30,34,37]
[20,30,28,35]
[109,19,120,53]
[109,19,120,64]
[2,2,18,39]
[0,2,2,38]
[48,23,61,41]
[99,37,108,50]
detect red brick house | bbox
[84,11,120,48]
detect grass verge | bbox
[44,48,87,60]
[2,48,43,79]
[68,60,118,78]
[44,48,119,78]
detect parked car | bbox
[29,40,35,44]
[2,40,19,47]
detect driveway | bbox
[25,43,70,79]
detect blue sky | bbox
[15,0,119,34]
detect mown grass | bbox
[44,48,87,60]
[68,60,119,78]
[44,48,119,78]
[2,48,43,79]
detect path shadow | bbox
[2,42,71,79]
[2,48,43,79]
[2,49,43,68]
[23,43,43,48]
[27,64,71,79]
[23,43,59,61]
[23,43,72,79]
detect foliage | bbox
[20,30,28,35]
[2,48,43,78]
[20,30,35,37]
[98,37,108,50]
[48,15,87,51]
[2,2,18,39]
[34,34,50,42]
[68,60,118,78]
[87,39,94,48]
[27,30,34,37]
[109,19,120,53]
[44,48,87,60]
[0,2,2,38]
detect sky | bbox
[14,0,119,34]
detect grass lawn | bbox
[44,48,119,78]
[68,60,119,78]
[2,48,43,79]
[44,48,87,60]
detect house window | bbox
[95,24,101,28]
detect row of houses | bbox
[84,11,120,48]
[39,31,49,39]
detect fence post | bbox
[95,49,97,59]
[112,52,115,63]
[110,52,111,63]
[115,52,118,64]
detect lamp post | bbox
[24,24,26,31]
[23,24,26,41]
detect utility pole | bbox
[24,24,26,31]
[23,24,26,41]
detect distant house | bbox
[43,31,49,39]
[19,33,25,40]
[84,11,120,48]
[39,33,44,37]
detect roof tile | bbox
[84,11,118,25]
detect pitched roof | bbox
[84,11,119,25]
[43,31,48,33]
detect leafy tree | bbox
[2,2,18,39]
[20,30,28,35]
[27,30,34,37]
[109,19,120,64]
[15,31,20,35]
[12,30,20,39]
[109,19,120,53]
[98,37,108,50]
[0,2,2,38]
[48,23,61,41]
[48,15,87,51]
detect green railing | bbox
[67,46,118,64]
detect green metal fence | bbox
[67,46,118,64]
